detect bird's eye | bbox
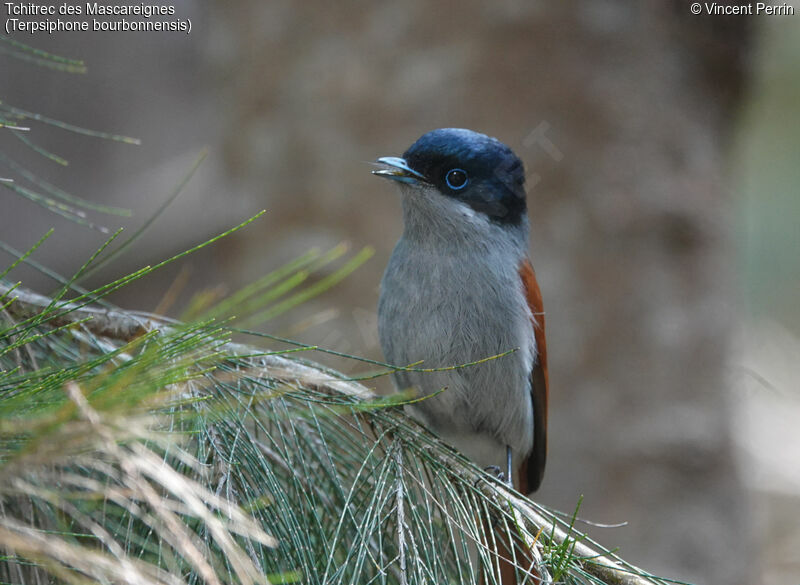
[445,169,468,190]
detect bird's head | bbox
[373,128,527,232]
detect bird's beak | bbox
[371,156,427,185]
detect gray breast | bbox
[378,237,535,460]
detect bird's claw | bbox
[474,465,504,490]
[483,465,506,483]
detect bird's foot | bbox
[483,465,506,484]
[474,465,505,496]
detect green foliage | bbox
[0,35,87,73]
[1,33,136,231]
[0,229,676,585]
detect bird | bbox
[373,128,548,494]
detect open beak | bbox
[371,156,427,185]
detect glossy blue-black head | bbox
[373,128,527,226]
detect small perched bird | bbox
[373,128,548,494]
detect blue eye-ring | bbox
[445,168,468,190]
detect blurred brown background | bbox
[3,2,799,584]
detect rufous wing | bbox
[517,258,548,494]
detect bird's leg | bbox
[506,445,514,489]
[480,448,515,487]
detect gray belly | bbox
[378,241,535,465]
